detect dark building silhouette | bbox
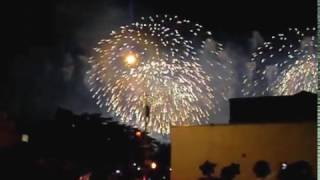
[229,91,316,123]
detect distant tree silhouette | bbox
[0,108,169,180]
[253,160,271,179]
[220,163,240,180]
[198,160,219,180]
[278,161,315,180]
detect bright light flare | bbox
[125,54,137,65]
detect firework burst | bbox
[272,56,317,95]
[87,14,231,136]
[242,27,317,96]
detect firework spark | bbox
[272,56,317,95]
[242,27,317,96]
[87,15,231,136]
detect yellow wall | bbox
[171,122,316,180]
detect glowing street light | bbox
[150,162,157,169]
[133,162,137,167]
[21,134,29,143]
[135,130,142,137]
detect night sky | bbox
[1,0,316,121]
